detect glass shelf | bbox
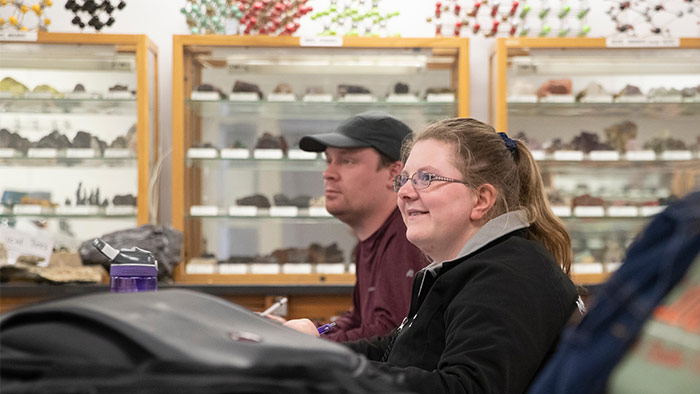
[507,101,700,118]
[0,96,137,115]
[0,213,137,219]
[0,156,137,167]
[186,214,339,223]
[186,99,457,121]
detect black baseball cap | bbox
[298,111,413,162]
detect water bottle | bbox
[92,238,158,293]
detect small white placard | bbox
[104,91,134,100]
[309,206,332,217]
[303,94,333,102]
[26,91,56,99]
[219,263,248,274]
[615,95,647,103]
[13,204,45,215]
[580,95,614,103]
[0,148,20,158]
[0,91,13,98]
[551,206,572,217]
[589,151,620,161]
[572,263,604,274]
[27,148,58,158]
[220,148,250,159]
[66,148,98,159]
[554,150,584,161]
[0,205,7,214]
[640,205,665,217]
[574,206,605,217]
[606,262,623,273]
[607,206,639,217]
[105,205,137,215]
[55,206,99,215]
[648,95,682,103]
[253,149,284,159]
[530,150,546,161]
[507,94,538,103]
[228,206,258,216]
[300,36,343,47]
[348,263,356,275]
[185,263,217,274]
[0,226,52,267]
[540,94,575,103]
[270,206,298,217]
[64,92,100,100]
[340,94,376,102]
[606,37,680,48]
[282,263,313,274]
[316,263,346,274]
[287,149,317,160]
[0,31,38,41]
[229,92,260,101]
[661,150,692,161]
[426,93,455,103]
[267,93,296,102]
[386,94,419,103]
[190,91,221,101]
[189,205,219,216]
[187,148,218,159]
[625,150,656,161]
[104,149,134,158]
[250,263,281,274]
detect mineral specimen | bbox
[604,121,638,153]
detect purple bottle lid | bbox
[110,263,158,277]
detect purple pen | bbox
[317,321,336,335]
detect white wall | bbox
[35,0,699,225]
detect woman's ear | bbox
[470,184,497,221]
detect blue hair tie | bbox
[498,132,519,160]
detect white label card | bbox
[253,149,284,159]
[572,263,605,274]
[309,206,332,217]
[625,151,656,161]
[0,226,53,266]
[0,31,38,41]
[228,206,258,216]
[573,206,605,217]
[220,149,250,159]
[187,148,218,159]
[300,36,343,47]
[287,149,317,160]
[189,205,219,216]
[551,206,572,217]
[250,263,281,274]
[662,151,692,161]
[316,263,346,274]
[554,151,584,161]
[27,148,58,158]
[282,263,313,274]
[65,149,97,159]
[589,151,620,161]
[607,206,639,217]
[606,37,680,48]
[269,206,298,217]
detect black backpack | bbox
[1,289,409,393]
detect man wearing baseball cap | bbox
[298,111,428,342]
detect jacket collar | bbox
[421,210,530,275]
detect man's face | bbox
[323,147,394,224]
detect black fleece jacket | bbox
[346,229,578,394]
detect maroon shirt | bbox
[325,208,428,342]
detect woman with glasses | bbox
[285,118,578,394]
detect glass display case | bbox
[172,36,469,284]
[0,33,158,256]
[490,37,700,283]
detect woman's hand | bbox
[284,318,320,337]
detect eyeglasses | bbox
[393,170,468,193]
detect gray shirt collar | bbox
[422,210,530,275]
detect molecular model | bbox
[605,0,700,36]
[427,0,591,37]
[310,0,399,36]
[64,0,126,31]
[0,0,53,31]
[181,0,313,35]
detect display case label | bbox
[507,94,538,103]
[220,149,250,159]
[0,226,52,267]
[426,93,456,103]
[55,206,99,215]
[282,263,313,274]
[316,263,346,274]
[105,206,137,216]
[267,93,296,102]
[104,149,134,159]
[539,94,575,103]
[189,205,219,216]
[607,206,639,217]
[386,94,419,103]
[641,206,666,217]
[573,206,605,217]
[530,150,546,161]
[309,206,332,217]
[228,206,257,216]
[287,149,318,160]
[219,263,248,274]
[250,263,281,274]
[185,263,217,274]
[302,94,334,102]
[0,31,38,41]
[661,150,692,161]
[270,206,299,217]
[606,37,680,48]
[589,151,620,161]
[66,149,97,159]
[554,150,584,161]
[190,91,221,101]
[300,36,343,47]
[572,263,604,274]
[340,94,376,102]
[228,92,260,101]
[253,149,284,159]
[551,206,572,217]
[13,204,44,215]
[0,148,20,158]
[187,148,218,159]
[625,150,656,161]
[27,148,58,158]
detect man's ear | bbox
[470,184,497,221]
[386,161,403,187]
